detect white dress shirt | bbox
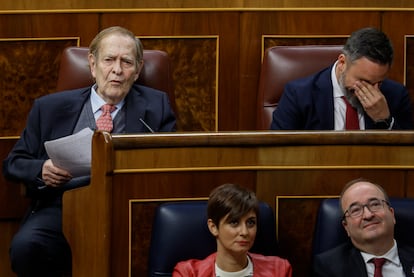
[360,239,405,277]
[331,62,365,130]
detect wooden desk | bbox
[63,131,414,276]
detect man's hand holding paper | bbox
[44,127,93,178]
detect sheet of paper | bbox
[44,128,93,177]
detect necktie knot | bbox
[371,257,387,277]
[101,104,116,114]
[96,104,116,132]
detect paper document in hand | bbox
[44,128,94,177]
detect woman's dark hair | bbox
[207,183,259,228]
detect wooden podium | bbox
[63,131,414,276]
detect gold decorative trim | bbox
[0,37,80,45]
[275,195,339,240]
[215,36,220,131]
[140,35,218,39]
[129,197,208,203]
[404,35,414,86]
[2,8,414,14]
[114,165,414,174]
[0,136,19,140]
[128,197,208,277]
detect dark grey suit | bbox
[313,242,414,277]
[2,84,176,276]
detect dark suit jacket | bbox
[312,242,414,277]
[3,84,176,197]
[270,65,413,130]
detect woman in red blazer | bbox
[173,183,292,277]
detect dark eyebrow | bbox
[348,197,380,208]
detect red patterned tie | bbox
[341,96,360,130]
[96,104,116,132]
[372,258,386,277]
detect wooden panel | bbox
[407,171,414,197]
[0,11,413,133]
[1,8,414,277]
[240,11,381,130]
[101,12,240,131]
[382,11,414,117]
[0,221,20,277]
[0,138,29,217]
[0,13,99,40]
[0,138,29,277]
[382,11,414,84]
[63,131,414,277]
[0,13,99,136]
[141,37,218,131]
[1,0,414,10]
[0,39,78,136]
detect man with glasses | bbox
[313,178,414,276]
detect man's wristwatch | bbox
[375,116,394,129]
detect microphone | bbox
[139,118,155,133]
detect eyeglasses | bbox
[342,198,390,220]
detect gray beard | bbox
[338,73,363,110]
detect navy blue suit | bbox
[3,84,176,276]
[270,65,413,130]
[313,242,414,277]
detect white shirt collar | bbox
[331,61,345,99]
[360,239,401,267]
[90,84,125,115]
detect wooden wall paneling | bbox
[0,138,29,277]
[112,172,256,276]
[0,222,20,276]
[382,11,414,84]
[276,195,336,277]
[100,12,240,131]
[382,11,414,119]
[0,38,79,136]
[405,36,414,90]
[404,36,414,124]
[239,11,381,130]
[406,171,414,197]
[140,36,219,132]
[0,13,100,136]
[63,131,414,276]
[0,138,28,218]
[2,0,414,10]
[0,13,99,41]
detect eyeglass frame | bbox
[342,198,390,221]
